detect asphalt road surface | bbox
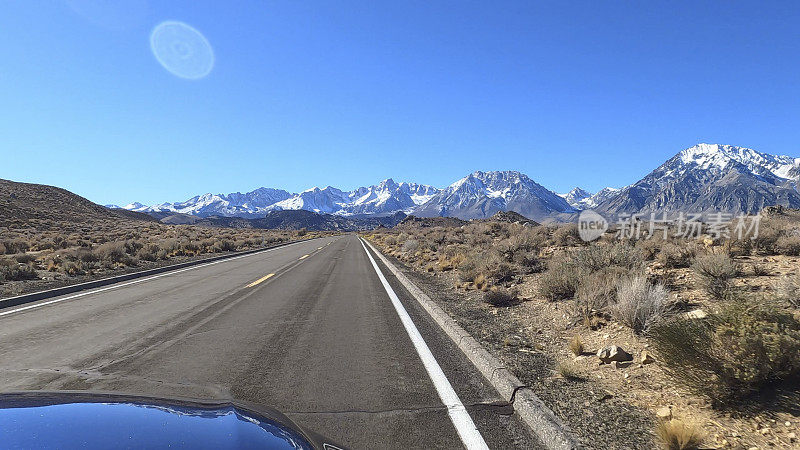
[0,235,541,449]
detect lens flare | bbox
[150,21,214,80]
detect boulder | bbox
[656,407,672,421]
[641,350,656,365]
[596,345,633,364]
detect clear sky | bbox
[2,1,799,205]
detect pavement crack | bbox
[286,400,514,417]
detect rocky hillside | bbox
[0,179,138,225]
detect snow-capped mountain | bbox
[126,188,293,218]
[559,188,592,208]
[558,187,620,209]
[122,180,439,218]
[414,170,574,220]
[267,179,439,216]
[584,187,620,208]
[123,202,149,211]
[346,179,438,215]
[595,143,800,215]
[269,186,350,215]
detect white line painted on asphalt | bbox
[0,239,328,318]
[359,238,489,450]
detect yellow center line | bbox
[246,273,274,288]
[299,254,309,260]
[317,246,323,250]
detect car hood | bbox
[0,391,345,450]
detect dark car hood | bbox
[0,391,345,450]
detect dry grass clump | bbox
[775,234,800,256]
[609,276,672,333]
[650,298,800,406]
[572,267,625,327]
[483,287,519,307]
[749,263,768,277]
[775,274,800,308]
[657,243,695,268]
[556,360,584,380]
[538,259,587,301]
[656,419,703,450]
[569,335,584,356]
[691,252,739,299]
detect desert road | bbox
[0,234,540,449]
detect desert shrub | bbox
[656,419,703,450]
[481,252,517,284]
[691,253,739,299]
[551,224,580,246]
[538,260,587,301]
[775,235,800,256]
[496,232,541,262]
[93,242,127,263]
[610,276,671,333]
[124,240,144,255]
[572,267,626,325]
[650,299,800,405]
[136,246,158,262]
[0,239,30,254]
[572,243,643,273]
[775,274,800,308]
[212,239,236,253]
[13,253,36,264]
[0,258,38,282]
[77,250,95,264]
[751,221,781,255]
[401,239,419,254]
[636,238,664,261]
[457,255,480,283]
[657,243,695,269]
[62,260,84,276]
[483,288,518,307]
[384,236,397,246]
[517,253,545,274]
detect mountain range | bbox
[112,143,800,222]
[594,143,800,215]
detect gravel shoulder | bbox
[375,247,656,449]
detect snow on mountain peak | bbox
[675,143,800,181]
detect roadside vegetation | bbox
[0,218,324,297]
[364,209,800,449]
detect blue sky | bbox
[2,1,799,205]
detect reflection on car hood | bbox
[0,391,345,450]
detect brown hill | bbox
[0,178,137,226]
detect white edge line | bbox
[0,239,318,318]
[358,238,489,450]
